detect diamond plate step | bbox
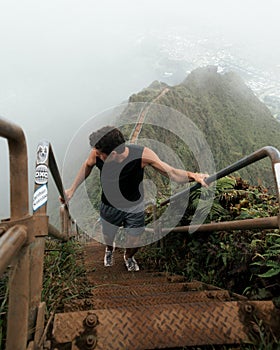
[53,300,276,349]
[64,288,231,312]
[52,241,280,349]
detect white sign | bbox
[33,185,48,211]
[35,164,49,185]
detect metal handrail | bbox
[0,118,77,350]
[160,146,280,207]
[0,118,29,219]
[0,225,27,275]
[0,118,31,350]
[157,146,280,233]
[1,115,280,349]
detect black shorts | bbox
[100,202,145,238]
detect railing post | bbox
[60,204,69,237]
[1,119,77,349]
[7,244,30,350]
[0,118,30,350]
[29,141,50,343]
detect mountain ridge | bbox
[128,66,280,187]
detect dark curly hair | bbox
[89,126,126,155]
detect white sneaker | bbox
[104,249,114,267]
[124,255,140,272]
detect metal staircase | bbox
[52,240,278,350]
[1,117,280,350]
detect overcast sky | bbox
[1,0,280,217]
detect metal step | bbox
[63,288,231,312]
[52,242,279,349]
[53,299,276,349]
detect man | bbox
[63,126,209,271]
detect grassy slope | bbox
[129,66,280,188]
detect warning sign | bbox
[33,184,48,212]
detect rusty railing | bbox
[1,115,280,349]
[152,146,280,234]
[0,118,75,350]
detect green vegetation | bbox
[129,81,169,103]
[125,66,280,187]
[2,67,280,349]
[140,177,280,288]
[40,176,280,349]
[180,68,280,185]
[81,68,280,349]
[0,273,8,350]
[41,238,91,348]
[0,239,90,350]
[139,176,280,349]
[42,239,91,317]
[119,69,280,348]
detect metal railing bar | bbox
[48,222,68,241]
[0,118,31,349]
[48,144,66,203]
[0,118,29,219]
[144,216,279,234]
[0,225,27,276]
[160,146,280,207]
[47,144,73,227]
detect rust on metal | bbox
[0,118,29,219]
[91,289,230,308]
[84,312,99,328]
[1,115,280,350]
[53,300,277,349]
[0,225,27,276]
[33,302,46,347]
[0,118,31,350]
[160,145,280,208]
[0,214,48,242]
[6,244,30,350]
[55,241,280,349]
[64,289,231,312]
[0,119,77,349]
[155,215,279,234]
[0,226,6,236]
[48,222,68,241]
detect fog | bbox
[1,0,280,218]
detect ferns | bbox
[252,233,280,278]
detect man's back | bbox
[95,144,144,208]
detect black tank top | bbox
[95,144,144,208]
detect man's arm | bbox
[63,149,97,202]
[142,147,209,187]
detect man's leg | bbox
[124,247,139,259]
[101,224,117,267]
[123,207,145,271]
[100,203,123,266]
